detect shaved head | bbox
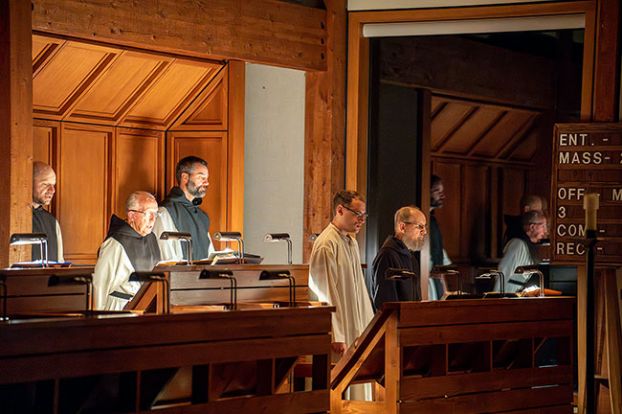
[32,162,57,208]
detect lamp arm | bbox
[286,239,293,265]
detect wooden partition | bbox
[0,306,332,413]
[331,297,575,414]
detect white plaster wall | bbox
[244,63,305,264]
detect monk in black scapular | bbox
[152,156,215,261]
[93,191,161,310]
[31,161,64,262]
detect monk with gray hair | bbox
[93,191,161,310]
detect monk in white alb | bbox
[309,190,374,401]
[93,191,161,310]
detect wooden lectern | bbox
[331,297,575,413]
[0,267,95,316]
[130,264,312,313]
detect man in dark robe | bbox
[31,161,64,262]
[93,191,161,310]
[152,156,215,261]
[371,206,426,311]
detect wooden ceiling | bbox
[431,95,542,163]
[32,35,226,130]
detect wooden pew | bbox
[0,306,333,413]
[0,267,95,317]
[331,297,576,414]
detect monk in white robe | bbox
[309,191,374,401]
[93,192,161,310]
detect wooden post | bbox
[384,314,399,414]
[0,0,34,267]
[304,0,347,261]
[227,60,245,235]
[604,269,622,413]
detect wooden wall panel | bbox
[33,42,117,118]
[32,120,58,166]
[32,35,63,76]
[501,168,527,218]
[430,101,473,150]
[441,107,503,154]
[58,123,111,264]
[469,111,533,158]
[167,131,228,249]
[123,61,220,130]
[68,52,171,125]
[172,67,228,130]
[461,164,490,261]
[433,158,533,264]
[113,128,164,217]
[432,161,462,259]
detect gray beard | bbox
[188,183,206,198]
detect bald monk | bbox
[31,161,64,262]
[93,191,161,310]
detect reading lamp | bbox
[200,269,237,310]
[129,271,170,314]
[259,270,296,307]
[160,231,193,265]
[213,232,244,261]
[0,275,7,321]
[385,268,417,301]
[514,265,545,297]
[10,233,48,267]
[48,274,93,313]
[264,233,292,264]
[480,269,517,298]
[431,265,463,293]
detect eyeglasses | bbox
[129,209,160,218]
[530,222,546,227]
[342,205,368,220]
[403,222,427,231]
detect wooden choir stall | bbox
[331,298,576,414]
[0,264,333,414]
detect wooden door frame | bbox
[346,0,597,300]
[346,0,596,192]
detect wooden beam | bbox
[592,0,620,121]
[32,0,327,72]
[0,0,34,267]
[303,0,346,261]
[604,268,622,413]
[227,61,245,235]
[378,36,555,110]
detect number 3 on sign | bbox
[558,206,566,219]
